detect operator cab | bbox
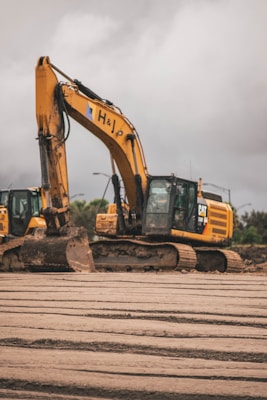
[142,176,198,237]
[0,189,42,236]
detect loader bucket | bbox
[21,227,95,272]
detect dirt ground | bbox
[0,265,266,399]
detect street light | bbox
[236,202,252,212]
[202,182,231,203]
[70,193,84,200]
[93,172,112,211]
[93,172,112,198]
[93,172,111,179]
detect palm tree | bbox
[70,199,108,239]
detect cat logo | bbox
[198,204,208,225]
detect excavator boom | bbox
[38,57,148,216]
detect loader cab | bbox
[0,189,42,236]
[142,176,198,237]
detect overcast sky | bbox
[0,0,266,212]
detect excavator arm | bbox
[36,56,70,234]
[19,57,96,272]
[35,56,148,230]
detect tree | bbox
[233,210,267,244]
[241,211,267,243]
[241,226,262,244]
[70,198,109,240]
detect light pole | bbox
[93,172,112,211]
[202,182,231,203]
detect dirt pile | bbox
[232,245,267,273]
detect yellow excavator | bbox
[0,187,46,270]
[0,58,95,272]
[29,56,243,273]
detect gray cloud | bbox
[0,0,266,212]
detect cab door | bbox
[142,178,173,235]
[9,190,32,236]
[172,181,197,232]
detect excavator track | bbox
[195,247,244,273]
[91,239,244,273]
[91,239,197,272]
[0,237,25,271]
[0,236,244,273]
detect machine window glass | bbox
[187,183,197,231]
[12,191,28,218]
[173,182,187,230]
[173,181,197,231]
[188,183,196,215]
[31,191,41,216]
[146,179,171,214]
[10,191,30,236]
[0,191,9,207]
[144,179,172,230]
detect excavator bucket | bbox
[21,227,95,272]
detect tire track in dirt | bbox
[1,309,266,328]
[1,337,266,363]
[0,272,266,399]
[1,379,267,400]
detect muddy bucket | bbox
[21,227,95,272]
